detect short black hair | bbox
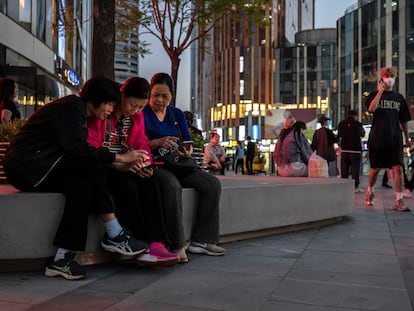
[0,78,15,101]
[294,120,307,131]
[120,77,150,99]
[78,77,121,109]
[348,110,358,117]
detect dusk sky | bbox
[315,0,357,28]
[140,0,359,112]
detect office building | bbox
[337,0,414,124]
[0,0,91,117]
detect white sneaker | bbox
[403,189,412,198]
[354,188,364,193]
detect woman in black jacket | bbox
[4,77,148,280]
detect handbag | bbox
[153,110,197,177]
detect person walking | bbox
[234,141,245,174]
[246,136,256,175]
[311,116,338,175]
[364,67,411,211]
[337,110,365,192]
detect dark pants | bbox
[234,158,244,174]
[6,156,114,251]
[246,156,254,175]
[107,168,167,245]
[154,167,221,248]
[340,152,362,188]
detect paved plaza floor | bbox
[1,175,414,311]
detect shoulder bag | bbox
[153,110,197,177]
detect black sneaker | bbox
[101,230,148,256]
[44,252,86,280]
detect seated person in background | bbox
[279,115,296,137]
[274,121,312,177]
[204,132,228,175]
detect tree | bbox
[116,0,271,105]
[92,0,115,79]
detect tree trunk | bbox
[170,54,181,106]
[92,0,115,80]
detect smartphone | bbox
[179,140,193,151]
[180,140,193,148]
[145,161,164,169]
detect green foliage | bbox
[190,131,208,149]
[0,119,25,142]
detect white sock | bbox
[104,218,123,238]
[395,192,403,201]
[54,248,70,261]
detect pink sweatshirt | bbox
[87,111,153,162]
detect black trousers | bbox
[107,168,169,245]
[246,157,254,175]
[340,152,362,188]
[234,158,244,174]
[153,167,221,249]
[7,156,115,251]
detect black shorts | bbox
[368,147,404,169]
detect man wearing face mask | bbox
[364,67,411,211]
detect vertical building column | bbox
[296,47,300,106]
[398,0,406,96]
[385,0,393,67]
[357,2,362,118]
[337,25,342,122]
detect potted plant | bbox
[0,119,25,182]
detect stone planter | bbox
[0,141,9,183]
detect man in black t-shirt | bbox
[364,67,411,211]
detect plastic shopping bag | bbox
[308,151,329,178]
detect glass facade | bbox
[337,0,414,125]
[275,29,337,124]
[0,0,90,117]
[199,0,315,142]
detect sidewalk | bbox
[1,175,414,311]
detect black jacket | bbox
[4,95,115,187]
[337,116,365,152]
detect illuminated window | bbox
[19,0,31,23]
[240,80,244,96]
[239,56,244,73]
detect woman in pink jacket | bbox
[87,77,186,265]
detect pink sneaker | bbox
[136,242,179,267]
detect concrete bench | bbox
[0,176,354,271]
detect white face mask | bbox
[382,77,395,88]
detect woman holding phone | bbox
[87,77,181,266]
[143,72,226,259]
